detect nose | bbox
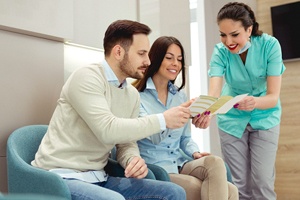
[224,37,232,45]
[172,59,179,66]
[144,56,151,66]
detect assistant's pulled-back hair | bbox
[103,20,151,56]
[217,2,262,36]
[133,36,186,92]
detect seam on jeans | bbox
[127,196,167,200]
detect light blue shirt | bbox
[101,60,128,88]
[138,78,199,174]
[209,33,286,138]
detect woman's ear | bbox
[247,25,253,36]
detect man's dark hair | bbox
[103,20,151,56]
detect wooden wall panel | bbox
[257,0,300,199]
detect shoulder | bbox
[176,89,188,100]
[253,33,280,48]
[211,42,230,60]
[214,42,227,52]
[126,84,139,96]
[70,64,105,81]
[64,64,107,94]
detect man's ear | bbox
[112,45,124,61]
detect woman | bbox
[133,36,238,200]
[193,2,285,200]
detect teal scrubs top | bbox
[208,33,286,138]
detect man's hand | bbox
[163,100,192,129]
[124,156,148,179]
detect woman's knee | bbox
[228,182,239,200]
[204,155,226,172]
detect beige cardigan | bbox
[32,64,161,171]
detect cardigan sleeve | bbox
[65,66,162,145]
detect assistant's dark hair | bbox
[133,36,186,92]
[103,20,151,56]
[217,2,263,36]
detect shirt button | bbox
[168,135,171,137]
[167,146,170,148]
[171,152,173,154]
[173,161,176,163]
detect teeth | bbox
[169,69,177,73]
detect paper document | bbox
[189,93,248,117]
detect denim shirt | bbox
[137,78,199,174]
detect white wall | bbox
[0,0,139,193]
[0,29,64,193]
[0,0,191,193]
[0,0,73,41]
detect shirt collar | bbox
[146,78,178,95]
[101,60,127,88]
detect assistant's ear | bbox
[247,25,253,36]
[112,45,125,61]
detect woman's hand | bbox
[192,112,211,129]
[192,151,210,159]
[234,96,256,111]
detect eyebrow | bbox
[219,30,239,35]
[138,50,148,53]
[166,52,182,57]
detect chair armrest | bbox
[147,163,170,181]
[7,161,71,198]
[105,158,156,179]
[224,162,233,183]
[105,158,126,177]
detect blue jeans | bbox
[65,176,186,200]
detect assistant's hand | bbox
[163,104,191,129]
[192,113,211,129]
[234,96,256,111]
[124,156,148,179]
[192,151,211,159]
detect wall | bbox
[256,0,300,198]
[0,0,138,193]
[0,0,191,193]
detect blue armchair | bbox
[107,146,168,180]
[6,125,71,199]
[6,125,162,199]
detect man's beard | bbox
[120,54,145,80]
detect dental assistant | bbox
[193,2,286,200]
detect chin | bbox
[134,73,144,80]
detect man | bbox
[32,20,190,200]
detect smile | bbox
[227,44,238,51]
[168,69,177,73]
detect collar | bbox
[146,78,178,95]
[101,60,127,88]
